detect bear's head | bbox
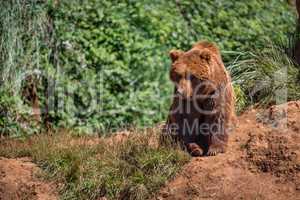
[169,42,219,99]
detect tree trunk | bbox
[295,0,300,65]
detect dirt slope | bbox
[155,101,300,200]
[0,101,299,200]
[0,157,58,200]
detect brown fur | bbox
[165,41,236,156]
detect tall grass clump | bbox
[0,0,51,136]
[228,36,300,108]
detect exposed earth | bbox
[155,101,300,200]
[1,101,300,200]
[0,157,58,200]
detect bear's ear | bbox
[199,50,211,63]
[169,50,183,62]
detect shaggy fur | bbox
[165,41,236,156]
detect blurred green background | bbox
[1,0,299,136]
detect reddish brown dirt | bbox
[155,101,300,200]
[0,102,299,200]
[0,157,58,200]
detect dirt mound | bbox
[0,102,299,200]
[246,131,300,182]
[0,157,58,200]
[155,101,300,200]
[245,101,300,188]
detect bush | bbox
[51,0,295,132]
[0,0,297,135]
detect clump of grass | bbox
[228,37,300,108]
[0,0,51,136]
[0,128,190,200]
[233,84,248,114]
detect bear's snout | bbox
[176,79,193,98]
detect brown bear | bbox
[164,41,236,156]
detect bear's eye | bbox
[171,71,181,82]
[175,74,181,82]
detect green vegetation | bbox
[0,0,297,136]
[0,128,189,199]
[1,1,300,199]
[229,37,300,107]
[0,0,52,136]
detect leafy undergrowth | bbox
[0,128,190,200]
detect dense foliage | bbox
[0,0,297,136]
